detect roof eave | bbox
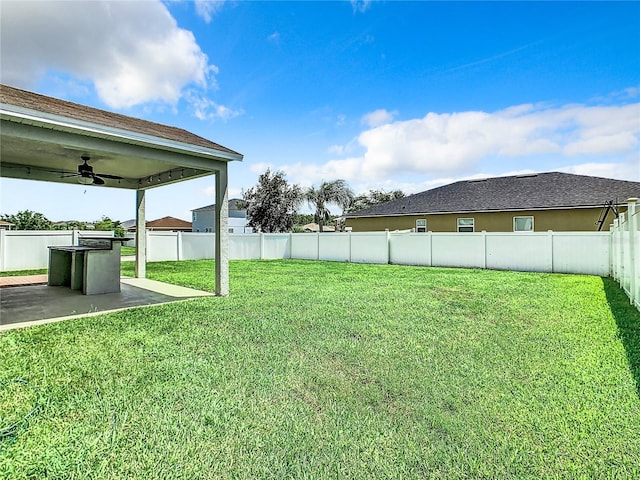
[346,204,622,219]
[0,103,244,164]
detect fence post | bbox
[316,232,320,261]
[348,231,352,263]
[481,231,487,269]
[609,224,614,278]
[260,232,264,260]
[386,229,390,265]
[627,198,637,305]
[618,214,626,289]
[0,228,5,271]
[548,230,554,273]
[177,231,183,261]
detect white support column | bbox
[215,166,229,296]
[135,189,146,278]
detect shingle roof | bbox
[346,172,640,217]
[145,217,192,229]
[0,84,241,156]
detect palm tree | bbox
[305,180,354,233]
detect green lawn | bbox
[1,260,639,479]
[121,246,136,256]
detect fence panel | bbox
[1,231,72,271]
[291,234,318,260]
[552,233,610,276]
[319,234,350,262]
[389,233,431,266]
[229,234,261,260]
[181,233,215,260]
[610,199,639,309]
[486,233,552,272]
[147,231,178,261]
[262,234,291,259]
[432,233,485,268]
[350,232,388,264]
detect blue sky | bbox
[1,0,639,222]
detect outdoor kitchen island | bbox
[48,237,132,295]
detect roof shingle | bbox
[0,84,241,156]
[346,172,640,217]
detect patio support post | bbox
[135,189,146,278]
[215,165,229,296]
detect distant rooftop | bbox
[346,172,640,217]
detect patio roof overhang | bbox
[0,84,243,296]
[0,86,242,189]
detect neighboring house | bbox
[126,216,192,232]
[0,220,14,230]
[345,172,640,232]
[303,223,336,232]
[121,219,136,231]
[191,199,252,233]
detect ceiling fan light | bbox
[78,176,93,185]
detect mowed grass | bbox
[1,260,639,479]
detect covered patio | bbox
[0,84,243,327]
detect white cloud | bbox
[194,0,228,23]
[250,162,274,174]
[350,0,372,14]
[361,108,398,128]
[187,92,244,121]
[283,101,640,185]
[268,32,281,44]
[0,0,216,109]
[558,158,640,182]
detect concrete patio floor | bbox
[0,276,214,331]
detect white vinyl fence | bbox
[610,198,639,309]
[1,228,610,276]
[0,230,113,271]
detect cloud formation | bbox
[194,0,228,23]
[361,108,398,127]
[0,1,217,109]
[350,0,372,14]
[284,101,639,186]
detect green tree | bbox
[94,216,125,237]
[242,169,303,233]
[0,210,52,230]
[346,189,405,213]
[305,180,354,233]
[52,220,89,230]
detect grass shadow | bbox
[603,277,640,398]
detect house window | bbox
[514,216,534,232]
[457,218,474,232]
[416,219,427,232]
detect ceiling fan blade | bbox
[92,176,105,185]
[95,173,123,180]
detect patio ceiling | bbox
[0,84,243,189]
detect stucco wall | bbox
[345,207,622,232]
